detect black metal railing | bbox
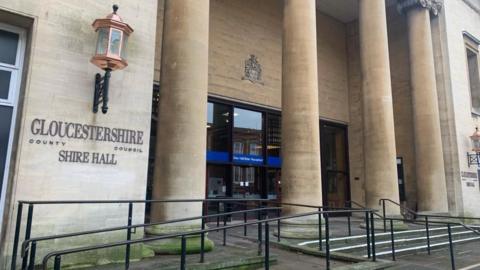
[10,199,377,270]
[11,198,272,270]
[39,208,375,270]
[379,198,480,270]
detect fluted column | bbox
[282,0,322,214]
[398,0,448,213]
[359,0,400,215]
[151,0,210,225]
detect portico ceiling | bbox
[316,0,397,23]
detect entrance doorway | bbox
[320,121,350,211]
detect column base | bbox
[145,224,215,254]
[274,217,324,239]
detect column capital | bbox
[397,0,443,16]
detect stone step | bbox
[329,229,478,254]
[297,225,475,247]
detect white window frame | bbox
[0,22,26,233]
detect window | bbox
[207,102,230,162]
[464,33,480,114]
[232,107,263,164]
[0,23,26,230]
[206,99,281,201]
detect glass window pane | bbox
[467,49,480,113]
[109,29,122,56]
[232,166,262,199]
[267,114,281,167]
[0,29,19,65]
[267,168,281,200]
[233,108,263,163]
[0,70,11,100]
[121,35,128,59]
[96,28,109,55]
[0,106,13,196]
[206,102,230,162]
[207,165,228,198]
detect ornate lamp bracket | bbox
[397,0,443,16]
[93,69,111,114]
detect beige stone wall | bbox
[0,0,157,266]
[317,12,349,123]
[208,0,282,108]
[442,0,480,216]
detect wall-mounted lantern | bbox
[467,127,480,167]
[90,4,133,114]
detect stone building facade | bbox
[1,0,480,267]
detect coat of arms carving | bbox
[242,54,263,84]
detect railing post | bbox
[447,224,456,270]
[370,211,376,261]
[11,202,23,270]
[265,222,270,270]
[28,241,36,270]
[216,201,220,230]
[277,209,281,242]
[382,200,386,232]
[258,210,263,256]
[365,211,371,258]
[125,202,133,270]
[22,204,34,270]
[425,216,431,255]
[53,256,61,270]
[347,215,352,236]
[180,236,187,270]
[223,213,227,246]
[325,213,330,270]
[390,219,395,261]
[318,207,323,251]
[244,212,248,236]
[200,201,206,263]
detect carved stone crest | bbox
[397,0,443,16]
[242,54,263,84]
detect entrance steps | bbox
[298,224,480,258]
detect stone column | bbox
[281,0,322,215]
[398,0,448,213]
[147,0,213,253]
[359,0,400,215]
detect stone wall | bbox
[0,0,157,267]
[208,0,282,108]
[442,0,480,217]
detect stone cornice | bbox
[397,0,443,16]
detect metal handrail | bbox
[378,198,417,219]
[11,198,275,270]
[40,208,377,270]
[21,207,281,258]
[380,199,480,270]
[379,198,480,221]
[345,200,384,219]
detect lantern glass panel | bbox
[95,28,109,55]
[109,28,122,56]
[121,34,128,60]
[473,138,480,151]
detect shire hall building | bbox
[0,0,480,269]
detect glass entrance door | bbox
[320,121,350,212]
